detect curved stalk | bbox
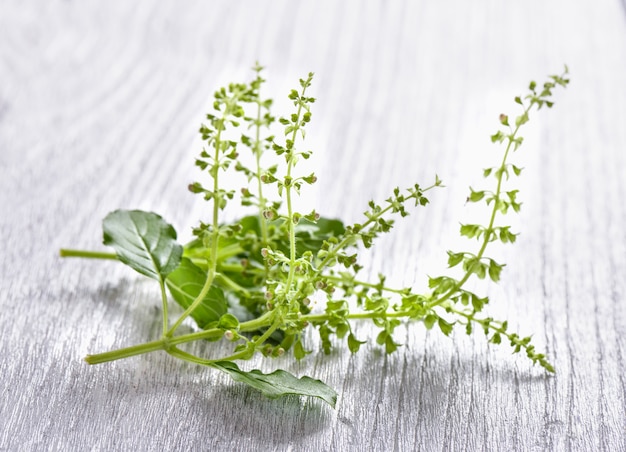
[426,103,533,310]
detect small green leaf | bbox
[335,323,349,339]
[319,325,332,354]
[211,361,337,408]
[385,335,398,354]
[447,251,464,268]
[428,276,457,294]
[491,130,505,143]
[218,313,240,330]
[464,257,487,279]
[498,227,518,244]
[471,294,488,311]
[424,314,437,330]
[347,333,366,353]
[460,224,483,239]
[438,317,454,336]
[293,338,310,360]
[488,260,505,282]
[468,188,485,202]
[166,258,227,329]
[103,210,182,280]
[515,112,529,127]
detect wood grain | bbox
[1,1,624,450]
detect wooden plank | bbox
[0,1,624,450]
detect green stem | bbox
[303,309,411,323]
[59,249,117,260]
[282,88,307,298]
[214,272,252,297]
[323,274,408,295]
[85,311,275,365]
[85,339,167,364]
[253,314,281,346]
[159,279,169,335]
[301,181,440,296]
[167,268,217,337]
[426,104,532,310]
[167,346,253,366]
[167,108,230,336]
[217,262,262,274]
[254,97,270,246]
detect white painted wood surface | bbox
[1,1,624,450]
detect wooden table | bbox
[1,1,624,450]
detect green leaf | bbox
[515,112,529,127]
[468,188,485,202]
[464,257,487,279]
[347,333,366,353]
[488,260,505,282]
[385,335,398,354]
[491,131,505,143]
[471,293,488,311]
[294,217,346,252]
[211,361,337,408]
[447,251,464,268]
[218,313,240,330]
[335,322,349,339]
[438,317,455,336]
[428,276,457,294]
[103,210,182,280]
[459,224,483,239]
[498,226,518,244]
[376,330,388,345]
[293,338,310,360]
[424,314,438,329]
[166,258,227,329]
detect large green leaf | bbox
[102,210,183,280]
[165,258,227,328]
[211,361,337,408]
[294,217,346,252]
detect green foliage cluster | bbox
[61,64,569,407]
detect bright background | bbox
[1,2,624,450]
